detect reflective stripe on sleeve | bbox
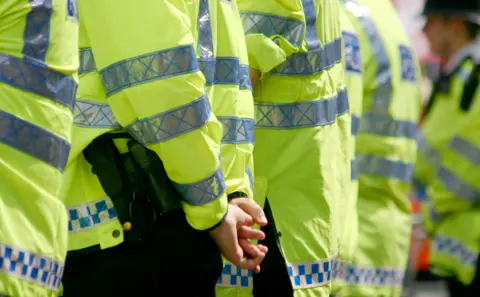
[240,12,304,46]
[356,153,414,182]
[432,234,478,269]
[100,45,199,97]
[172,167,226,206]
[254,88,349,129]
[0,54,77,111]
[0,110,70,171]
[125,94,211,146]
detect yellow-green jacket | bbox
[61,0,254,253]
[332,3,364,295]
[419,38,480,286]
[339,1,422,297]
[217,1,351,297]
[0,0,78,296]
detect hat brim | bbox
[421,9,480,25]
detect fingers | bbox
[230,198,268,226]
[237,225,265,241]
[237,239,267,273]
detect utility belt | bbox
[83,133,183,245]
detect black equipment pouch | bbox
[83,133,182,245]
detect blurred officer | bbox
[0,1,78,296]
[59,1,266,296]
[338,0,422,297]
[416,0,480,295]
[332,2,365,296]
[216,1,351,297]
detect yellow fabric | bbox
[341,0,422,296]
[69,0,229,233]
[422,66,480,285]
[414,61,475,189]
[186,0,255,199]
[0,0,78,296]
[332,4,364,295]
[218,1,350,297]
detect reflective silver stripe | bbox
[218,117,254,144]
[197,1,252,89]
[199,58,252,90]
[100,45,198,96]
[346,1,417,139]
[218,255,337,289]
[352,114,360,136]
[334,259,405,287]
[432,234,478,268]
[417,132,442,165]
[255,88,349,129]
[351,159,358,181]
[246,166,254,190]
[449,136,480,165]
[23,0,52,62]
[301,0,321,50]
[359,113,417,139]
[240,12,304,46]
[79,48,96,75]
[198,0,214,59]
[436,166,480,203]
[126,94,211,146]
[356,154,413,182]
[67,197,118,233]
[74,99,119,129]
[272,38,342,76]
[0,53,77,111]
[172,167,226,206]
[0,110,70,172]
[0,242,64,291]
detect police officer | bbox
[415,0,480,295]
[60,1,267,296]
[216,1,351,296]
[0,1,78,296]
[332,2,365,296]
[338,1,422,297]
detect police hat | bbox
[422,0,480,25]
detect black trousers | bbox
[446,257,480,297]
[253,199,294,297]
[62,211,223,297]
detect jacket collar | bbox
[443,34,480,75]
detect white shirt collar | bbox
[443,34,480,75]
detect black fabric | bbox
[422,0,480,24]
[62,210,222,297]
[253,199,294,297]
[445,252,480,297]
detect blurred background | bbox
[393,1,446,296]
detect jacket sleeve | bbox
[422,89,480,231]
[79,0,228,231]
[237,0,303,72]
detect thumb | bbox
[231,198,268,226]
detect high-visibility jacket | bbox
[332,3,364,295]
[338,1,422,297]
[416,38,480,232]
[0,1,78,296]
[216,1,351,297]
[419,38,480,286]
[61,0,254,252]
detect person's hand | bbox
[250,68,260,90]
[229,198,268,226]
[209,204,267,273]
